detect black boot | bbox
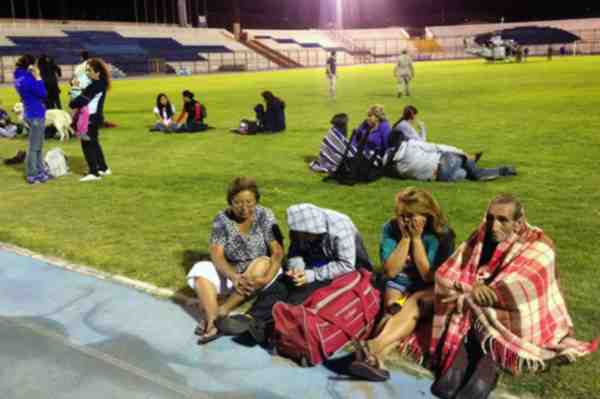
[430,340,469,399]
[455,354,499,399]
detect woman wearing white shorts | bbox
[188,176,284,344]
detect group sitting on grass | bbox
[232,91,286,134]
[187,176,598,398]
[310,105,517,183]
[150,90,209,133]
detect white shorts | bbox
[186,259,281,295]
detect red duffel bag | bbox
[272,269,381,366]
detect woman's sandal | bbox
[194,320,207,336]
[194,320,224,345]
[349,340,390,382]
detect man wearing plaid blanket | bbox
[426,193,599,398]
[349,194,598,398]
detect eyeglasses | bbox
[232,199,256,208]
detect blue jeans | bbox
[438,153,502,182]
[25,118,45,177]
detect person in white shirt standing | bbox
[326,51,337,100]
[394,50,414,97]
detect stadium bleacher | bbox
[1,17,600,82]
[0,21,274,81]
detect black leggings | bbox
[81,117,108,176]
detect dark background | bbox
[2,0,600,29]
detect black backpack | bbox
[324,128,385,186]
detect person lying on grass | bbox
[350,194,599,399]
[391,137,516,182]
[347,188,454,382]
[186,176,284,344]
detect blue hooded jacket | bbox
[14,67,47,119]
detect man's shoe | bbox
[26,175,40,184]
[36,172,49,183]
[455,355,499,399]
[500,166,517,176]
[80,174,101,182]
[98,169,112,176]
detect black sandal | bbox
[196,327,224,345]
[349,340,390,382]
[194,320,208,336]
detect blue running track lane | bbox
[0,248,437,399]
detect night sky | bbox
[2,0,600,28]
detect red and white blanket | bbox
[399,220,598,375]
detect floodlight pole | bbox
[335,0,343,30]
[10,0,16,26]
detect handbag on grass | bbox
[272,269,380,366]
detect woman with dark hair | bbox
[260,91,286,133]
[186,176,284,344]
[70,57,112,182]
[151,93,177,132]
[38,55,62,109]
[175,90,208,132]
[392,105,426,143]
[309,113,354,173]
[14,54,49,184]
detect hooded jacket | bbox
[287,204,359,283]
[14,68,47,119]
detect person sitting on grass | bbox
[260,91,286,133]
[231,104,266,135]
[346,188,454,382]
[391,105,427,144]
[350,194,600,399]
[175,90,208,133]
[186,176,284,344]
[0,101,19,139]
[216,203,372,345]
[380,188,455,316]
[350,105,392,165]
[150,93,177,132]
[309,113,352,173]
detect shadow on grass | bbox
[172,249,212,300]
[68,155,89,175]
[302,155,318,164]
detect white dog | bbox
[13,102,74,141]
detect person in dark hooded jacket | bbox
[260,91,286,133]
[38,55,62,109]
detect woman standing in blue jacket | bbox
[70,58,112,182]
[14,55,48,184]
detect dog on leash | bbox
[13,102,74,141]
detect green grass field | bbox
[1,56,600,398]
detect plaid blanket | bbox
[399,219,598,375]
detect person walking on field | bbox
[394,50,414,97]
[326,51,337,100]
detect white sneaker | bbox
[80,174,101,182]
[99,169,112,176]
